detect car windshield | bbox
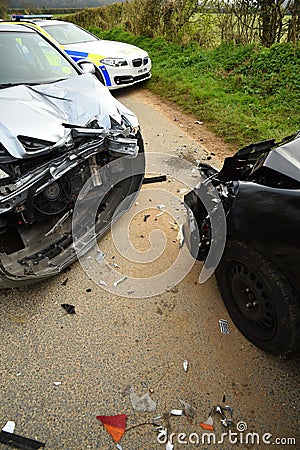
[0,30,78,86]
[42,23,98,45]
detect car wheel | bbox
[215,239,300,355]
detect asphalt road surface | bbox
[0,86,299,450]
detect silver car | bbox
[0,23,144,287]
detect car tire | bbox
[215,239,300,355]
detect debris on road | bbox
[61,278,68,286]
[179,399,196,420]
[195,120,204,125]
[177,225,184,248]
[170,409,183,416]
[183,359,188,372]
[143,175,167,184]
[199,415,214,431]
[157,204,165,210]
[130,386,156,412]
[95,251,106,264]
[113,276,127,287]
[96,414,127,444]
[2,422,15,434]
[61,304,76,314]
[144,214,150,222]
[156,210,165,218]
[219,319,230,334]
[0,430,45,449]
[99,280,107,286]
[53,381,62,386]
[166,440,174,450]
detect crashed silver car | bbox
[0,23,144,287]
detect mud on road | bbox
[0,86,299,450]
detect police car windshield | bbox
[0,31,78,86]
[42,23,97,45]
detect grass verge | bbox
[90,27,300,148]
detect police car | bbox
[10,15,152,90]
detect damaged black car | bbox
[0,23,144,287]
[184,132,300,355]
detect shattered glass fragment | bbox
[129,386,156,412]
[96,251,106,264]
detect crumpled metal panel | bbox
[0,73,135,157]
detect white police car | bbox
[11,15,152,90]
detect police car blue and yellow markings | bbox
[64,49,112,86]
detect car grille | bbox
[132,58,142,67]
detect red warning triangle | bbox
[96,414,127,443]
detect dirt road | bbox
[0,86,299,450]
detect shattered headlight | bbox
[100,58,128,67]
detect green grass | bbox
[90,27,300,148]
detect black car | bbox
[183,132,300,355]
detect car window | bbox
[0,31,78,86]
[42,23,98,45]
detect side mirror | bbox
[76,59,105,86]
[77,60,96,74]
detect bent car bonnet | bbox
[0,74,143,287]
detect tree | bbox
[287,0,300,43]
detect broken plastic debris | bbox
[61,303,76,314]
[170,409,183,416]
[96,414,127,444]
[130,386,156,412]
[143,175,167,184]
[61,278,68,286]
[99,280,107,286]
[111,263,120,268]
[96,251,105,264]
[113,276,127,287]
[177,224,184,248]
[53,381,62,386]
[219,319,230,334]
[116,444,123,450]
[223,405,233,416]
[199,415,214,431]
[183,359,188,372]
[166,441,174,450]
[179,399,196,419]
[2,421,15,434]
[157,204,165,209]
[221,418,233,427]
[195,120,204,125]
[144,214,150,222]
[156,210,165,217]
[0,430,45,449]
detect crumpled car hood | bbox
[0,73,135,158]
